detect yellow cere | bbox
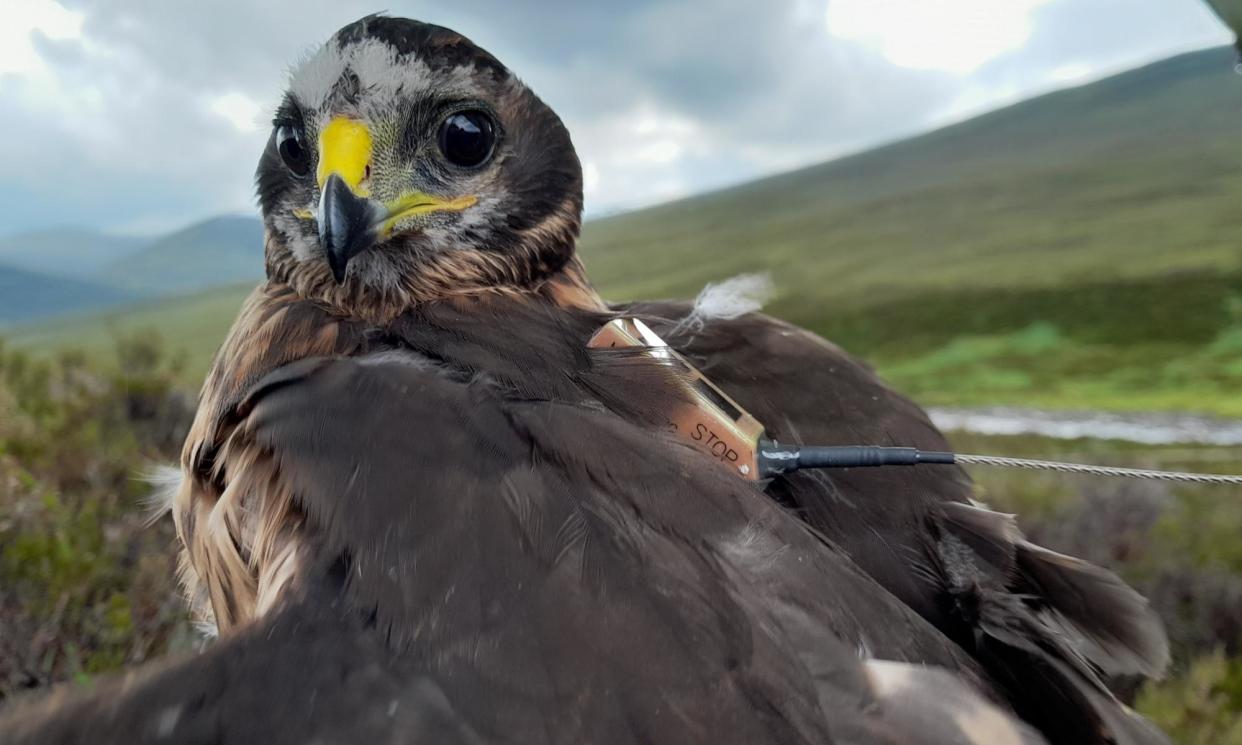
[379,192,478,236]
[316,117,374,195]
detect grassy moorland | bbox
[6,284,255,381]
[12,273,1242,416]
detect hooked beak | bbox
[314,116,479,284]
[318,174,382,284]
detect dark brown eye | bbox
[276,123,309,176]
[438,110,496,168]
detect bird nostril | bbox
[364,165,371,181]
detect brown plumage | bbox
[1,15,1169,745]
[6,288,1051,745]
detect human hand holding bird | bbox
[1204,0,1242,55]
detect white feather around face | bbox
[288,37,440,123]
[292,39,399,109]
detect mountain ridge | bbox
[96,215,266,295]
[0,263,139,325]
[0,228,149,279]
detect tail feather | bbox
[934,501,1171,745]
[939,501,1169,679]
[1016,542,1169,679]
[976,590,1172,745]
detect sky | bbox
[0,0,1232,238]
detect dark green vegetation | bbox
[0,338,193,702]
[7,46,1242,414]
[830,273,1242,416]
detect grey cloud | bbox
[974,0,1229,93]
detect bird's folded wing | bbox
[2,349,1049,745]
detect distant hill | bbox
[578,46,1242,313]
[97,215,264,295]
[0,263,138,324]
[0,228,148,278]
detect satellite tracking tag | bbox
[586,320,1242,486]
[588,318,767,480]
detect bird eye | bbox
[276,123,309,176]
[438,110,496,168]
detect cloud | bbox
[926,0,1231,123]
[209,92,264,133]
[0,0,84,76]
[0,0,1231,236]
[826,0,1052,74]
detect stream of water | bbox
[928,406,1242,446]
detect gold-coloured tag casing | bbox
[587,318,766,481]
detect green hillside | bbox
[98,216,264,295]
[7,283,254,376]
[579,46,1242,305]
[7,46,1242,414]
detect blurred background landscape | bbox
[2,1,1242,742]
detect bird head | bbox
[257,16,584,307]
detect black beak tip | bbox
[318,173,378,284]
[327,253,349,284]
